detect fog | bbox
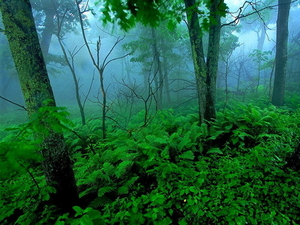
[1,0,300,120]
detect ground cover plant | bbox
[1,102,300,224]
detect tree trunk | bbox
[151,28,164,110]
[0,0,79,211]
[40,0,59,56]
[271,0,291,106]
[205,0,222,121]
[184,0,223,123]
[162,55,172,105]
[256,24,266,51]
[184,0,207,124]
[57,35,86,125]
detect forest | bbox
[0,0,300,224]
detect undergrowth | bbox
[1,104,300,224]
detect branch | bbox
[103,52,132,70]
[102,36,126,67]
[223,1,280,27]
[0,95,27,111]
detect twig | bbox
[0,95,27,111]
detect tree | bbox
[123,23,182,110]
[97,0,227,123]
[238,0,276,51]
[76,0,130,139]
[31,0,86,56]
[218,27,239,104]
[0,0,78,211]
[272,0,292,106]
[184,0,226,123]
[55,8,88,126]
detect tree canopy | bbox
[96,0,228,31]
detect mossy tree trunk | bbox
[184,0,223,124]
[0,0,78,211]
[184,0,207,124]
[205,0,222,121]
[272,0,291,106]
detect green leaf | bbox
[152,212,157,220]
[132,206,139,214]
[161,147,170,159]
[146,135,168,145]
[115,160,134,178]
[178,135,191,151]
[98,186,115,197]
[235,216,246,225]
[117,186,128,195]
[86,208,101,220]
[79,215,94,225]
[73,206,84,217]
[179,151,194,160]
[207,148,223,155]
[179,218,188,225]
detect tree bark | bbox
[205,0,222,121]
[184,0,207,124]
[271,0,291,106]
[0,0,78,211]
[184,0,223,123]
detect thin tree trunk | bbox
[57,36,86,125]
[257,24,266,51]
[272,0,291,106]
[160,35,171,105]
[0,0,79,211]
[151,28,164,110]
[162,56,172,105]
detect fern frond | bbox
[98,186,115,197]
[115,161,134,178]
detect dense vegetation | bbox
[1,0,299,224]
[1,92,300,224]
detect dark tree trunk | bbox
[0,0,79,211]
[205,0,222,121]
[272,0,291,106]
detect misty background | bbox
[0,0,300,123]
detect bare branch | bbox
[0,96,27,111]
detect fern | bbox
[98,186,116,197]
[115,160,134,178]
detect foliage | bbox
[59,106,300,224]
[250,49,273,69]
[284,92,300,110]
[96,0,228,31]
[31,0,89,37]
[0,102,74,224]
[2,103,300,224]
[96,0,163,30]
